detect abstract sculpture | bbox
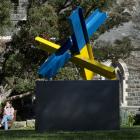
[35,7,120,132]
[35,7,116,80]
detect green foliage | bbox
[11,3,58,70]
[128,112,135,127]
[4,76,35,93]
[105,5,131,30]
[120,108,135,127]
[0,0,12,35]
[51,0,116,42]
[4,75,36,94]
[53,63,81,80]
[14,78,35,93]
[4,53,37,93]
[5,53,23,76]
[94,37,133,61]
[0,40,6,53]
[1,0,134,95]
[28,3,59,39]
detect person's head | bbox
[5,101,12,107]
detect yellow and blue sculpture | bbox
[35,7,116,80]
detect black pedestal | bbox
[35,80,120,132]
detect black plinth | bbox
[35,80,120,132]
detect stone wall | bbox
[125,51,140,107]
[12,119,35,129]
[11,0,28,23]
[2,0,28,36]
[96,0,140,113]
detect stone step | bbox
[12,119,35,129]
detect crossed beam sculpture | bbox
[35,7,116,80]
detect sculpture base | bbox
[35,80,120,132]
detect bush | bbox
[120,108,135,127]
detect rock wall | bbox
[97,0,140,112]
[2,0,28,36]
[125,51,140,107]
[12,119,35,129]
[124,0,140,109]
[11,0,28,23]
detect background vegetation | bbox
[0,0,134,119]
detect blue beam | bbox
[38,7,108,78]
[38,38,72,78]
[86,9,108,39]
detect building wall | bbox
[125,51,140,108]
[98,53,140,113]
[11,0,28,23]
[96,0,140,113]
[1,0,28,37]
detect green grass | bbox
[0,127,140,140]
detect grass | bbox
[0,127,140,140]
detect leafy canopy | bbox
[0,0,12,35]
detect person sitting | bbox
[0,101,14,130]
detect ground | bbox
[0,127,140,140]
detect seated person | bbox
[0,101,14,130]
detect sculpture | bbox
[35,7,116,80]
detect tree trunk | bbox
[0,84,13,104]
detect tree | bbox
[94,37,133,61]
[0,2,59,105]
[53,62,81,80]
[0,0,12,35]
[0,0,134,105]
[0,41,36,104]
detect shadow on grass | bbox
[0,128,140,140]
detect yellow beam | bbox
[79,44,94,80]
[87,43,94,60]
[35,37,60,53]
[71,55,116,80]
[35,36,116,80]
[36,36,95,80]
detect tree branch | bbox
[7,92,33,101]
[0,87,13,103]
[59,0,72,14]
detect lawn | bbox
[0,127,140,140]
